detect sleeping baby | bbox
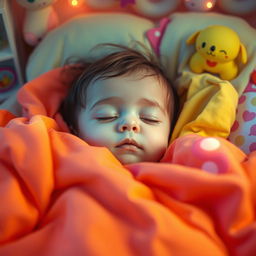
[60,44,179,164]
[59,42,243,164]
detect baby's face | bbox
[77,73,171,164]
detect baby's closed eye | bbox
[95,115,118,122]
[92,105,118,122]
[140,116,161,124]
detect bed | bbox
[0,4,256,256]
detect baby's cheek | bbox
[79,125,113,147]
[150,124,170,145]
[149,132,168,146]
[145,128,169,159]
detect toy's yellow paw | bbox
[189,54,203,73]
[189,64,203,74]
[219,68,238,80]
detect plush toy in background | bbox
[16,0,59,46]
[131,0,180,19]
[186,25,247,80]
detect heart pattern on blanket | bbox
[251,70,256,84]
[249,124,256,136]
[243,110,256,122]
[231,120,239,132]
[238,95,246,104]
[249,142,256,151]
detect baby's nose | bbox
[118,119,140,133]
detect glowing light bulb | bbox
[72,0,78,6]
[69,0,82,7]
[206,1,213,8]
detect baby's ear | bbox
[238,43,247,64]
[186,31,201,45]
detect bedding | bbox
[1,9,256,255]
[0,67,256,256]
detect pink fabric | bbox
[146,17,171,56]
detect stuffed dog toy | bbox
[187,25,247,80]
[16,0,59,46]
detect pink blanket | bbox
[0,68,255,256]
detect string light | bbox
[185,0,216,12]
[68,0,83,7]
[206,1,213,9]
[72,0,78,6]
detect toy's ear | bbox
[186,31,200,45]
[238,43,247,64]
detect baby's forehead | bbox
[88,71,169,93]
[93,68,168,88]
[85,74,171,115]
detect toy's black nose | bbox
[210,45,216,52]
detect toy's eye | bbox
[220,50,227,55]
[210,45,216,52]
[28,0,35,3]
[202,42,206,48]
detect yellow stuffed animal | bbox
[187,25,247,80]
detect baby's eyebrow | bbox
[89,97,122,110]
[138,98,166,114]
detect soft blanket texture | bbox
[0,68,256,256]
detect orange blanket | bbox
[0,68,255,256]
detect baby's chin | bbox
[115,153,143,165]
[114,152,163,165]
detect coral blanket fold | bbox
[0,68,255,256]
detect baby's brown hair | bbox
[60,44,179,135]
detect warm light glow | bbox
[69,0,82,7]
[72,0,78,6]
[206,1,213,9]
